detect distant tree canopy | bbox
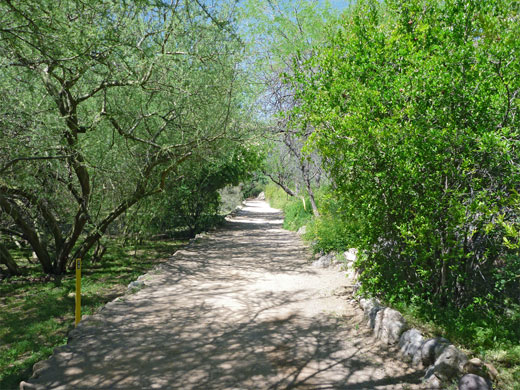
[242,0,337,215]
[0,0,258,275]
[288,0,520,309]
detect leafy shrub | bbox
[127,146,263,237]
[242,173,268,199]
[305,190,352,253]
[289,0,520,353]
[264,183,292,210]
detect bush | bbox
[305,190,352,253]
[282,198,313,231]
[288,0,520,357]
[293,0,520,307]
[264,183,292,210]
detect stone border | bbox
[311,248,496,390]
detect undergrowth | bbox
[264,183,313,231]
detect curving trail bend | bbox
[23,200,423,390]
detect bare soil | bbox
[22,200,423,390]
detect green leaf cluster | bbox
[290,0,520,320]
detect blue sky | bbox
[329,0,350,11]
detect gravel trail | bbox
[23,200,423,390]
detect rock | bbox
[469,358,483,367]
[344,248,358,262]
[19,381,45,390]
[359,298,383,329]
[458,374,492,390]
[398,329,424,365]
[464,358,484,376]
[422,370,443,389]
[296,226,307,236]
[127,280,144,290]
[431,344,468,381]
[421,337,450,367]
[345,268,358,281]
[483,362,499,381]
[31,359,51,378]
[257,192,266,200]
[312,253,335,268]
[136,274,148,282]
[373,308,408,344]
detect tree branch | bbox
[0,155,71,174]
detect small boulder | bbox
[296,226,307,236]
[421,337,450,367]
[31,360,52,379]
[432,344,468,381]
[257,192,266,200]
[359,298,383,329]
[458,374,492,390]
[464,358,485,376]
[422,370,443,389]
[483,362,499,381]
[374,307,408,344]
[344,248,358,262]
[127,280,144,290]
[312,253,335,268]
[398,329,424,365]
[468,358,483,367]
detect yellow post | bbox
[75,258,82,326]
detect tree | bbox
[290,0,520,309]
[0,0,247,274]
[241,0,337,216]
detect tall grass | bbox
[264,183,313,231]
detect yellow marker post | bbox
[75,258,82,326]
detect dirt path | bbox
[23,200,423,390]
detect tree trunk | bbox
[301,163,320,217]
[69,188,151,270]
[0,196,53,273]
[0,242,20,275]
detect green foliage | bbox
[0,0,254,274]
[286,1,520,384]
[264,183,293,210]
[282,198,312,231]
[305,190,352,253]
[241,178,267,199]
[264,183,313,231]
[124,145,263,238]
[291,0,520,311]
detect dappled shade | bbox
[24,201,422,389]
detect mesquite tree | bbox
[0,0,246,274]
[242,0,335,216]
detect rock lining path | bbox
[23,200,423,389]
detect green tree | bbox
[241,0,338,215]
[0,0,247,274]
[290,0,520,309]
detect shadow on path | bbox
[24,201,423,390]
